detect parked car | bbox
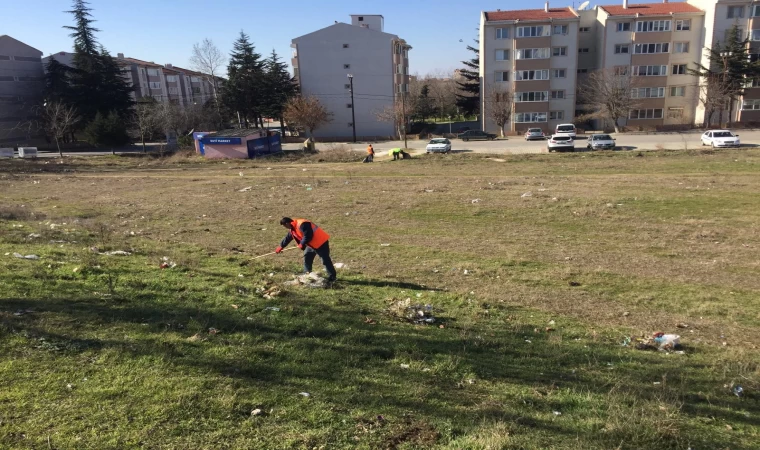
[547,134,575,152]
[524,128,546,141]
[457,130,496,141]
[586,134,616,150]
[426,138,452,153]
[554,123,577,138]
[701,130,740,148]
[456,126,471,133]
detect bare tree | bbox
[190,38,225,108]
[695,73,734,128]
[41,101,80,157]
[485,88,513,137]
[282,95,332,141]
[134,100,160,153]
[375,94,412,148]
[577,68,642,133]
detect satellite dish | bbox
[578,1,590,10]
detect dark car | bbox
[457,130,496,141]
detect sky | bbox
[1,0,596,76]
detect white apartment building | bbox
[0,35,44,147]
[479,5,581,134]
[292,15,411,139]
[688,0,760,124]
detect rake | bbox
[251,246,298,260]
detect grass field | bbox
[1,149,759,449]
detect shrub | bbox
[84,112,131,149]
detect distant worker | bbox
[303,137,315,152]
[389,147,403,161]
[365,144,375,163]
[275,217,337,282]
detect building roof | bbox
[484,7,577,21]
[119,57,163,68]
[599,3,703,16]
[207,128,264,138]
[293,22,400,43]
[0,35,43,54]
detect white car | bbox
[701,130,740,148]
[555,123,577,138]
[587,134,616,150]
[426,138,451,153]
[547,135,574,152]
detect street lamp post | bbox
[721,51,734,127]
[347,74,357,143]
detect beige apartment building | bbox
[479,6,581,134]
[688,0,760,124]
[0,35,44,147]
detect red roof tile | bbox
[485,7,577,21]
[599,3,703,16]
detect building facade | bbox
[480,6,581,134]
[292,15,411,139]
[0,35,44,146]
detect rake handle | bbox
[252,246,299,260]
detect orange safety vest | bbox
[367,145,374,155]
[290,218,330,249]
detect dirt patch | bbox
[383,418,440,449]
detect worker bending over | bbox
[275,217,337,282]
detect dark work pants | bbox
[304,241,336,281]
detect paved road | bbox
[284,129,760,155]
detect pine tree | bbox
[43,58,73,103]
[222,31,264,128]
[262,50,299,135]
[416,85,438,122]
[63,0,132,124]
[456,31,480,117]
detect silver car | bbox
[425,138,451,153]
[587,134,616,150]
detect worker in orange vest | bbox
[275,217,336,282]
[365,144,374,163]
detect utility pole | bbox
[347,74,357,142]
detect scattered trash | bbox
[521,192,532,198]
[208,328,219,335]
[388,298,438,325]
[380,243,390,247]
[621,337,631,347]
[545,327,555,332]
[231,304,239,309]
[653,333,680,349]
[525,339,532,343]
[364,317,376,324]
[733,386,744,397]
[256,284,282,300]
[159,256,177,269]
[568,281,581,287]
[298,392,310,397]
[239,186,252,192]
[623,311,630,317]
[187,333,204,342]
[284,272,327,288]
[334,262,345,269]
[400,364,410,369]
[553,411,561,416]
[13,253,39,260]
[422,368,431,372]
[12,309,34,316]
[471,199,481,204]
[66,384,73,390]
[676,322,689,329]
[264,307,281,312]
[104,250,131,256]
[27,233,41,238]
[251,408,263,416]
[246,316,254,321]
[548,320,556,325]
[653,382,661,385]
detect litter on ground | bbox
[13,253,39,260]
[387,298,438,325]
[284,272,327,288]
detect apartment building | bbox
[43,52,218,107]
[479,5,580,134]
[688,0,760,124]
[292,15,411,139]
[0,35,44,146]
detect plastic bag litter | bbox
[284,272,326,288]
[13,253,39,260]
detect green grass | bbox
[1,149,759,449]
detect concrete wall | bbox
[294,23,402,138]
[0,35,44,146]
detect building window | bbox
[629,109,664,119]
[752,30,760,41]
[551,90,565,99]
[147,68,159,76]
[496,28,509,39]
[675,19,691,31]
[674,42,690,53]
[552,69,566,78]
[343,44,349,48]
[516,48,550,59]
[149,82,161,89]
[549,111,564,120]
[516,26,550,38]
[553,25,568,35]
[631,87,665,98]
[670,86,686,97]
[13,56,42,62]
[577,68,588,74]
[168,87,178,94]
[753,5,760,17]
[751,78,760,87]
[166,75,178,82]
[668,107,684,119]
[192,87,201,94]
[728,6,745,19]
[495,49,510,61]
[672,64,687,75]
[514,112,548,123]
[190,76,200,82]
[343,64,350,69]
[578,48,590,53]
[617,22,631,32]
[552,47,567,56]
[614,44,630,54]
[515,69,549,80]
[633,43,670,54]
[579,27,591,33]
[632,65,668,76]
[515,91,549,102]
[636,20,671,32]
[742,99,760,109]
[495,71,509,82]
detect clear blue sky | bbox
[3,0,573,76]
